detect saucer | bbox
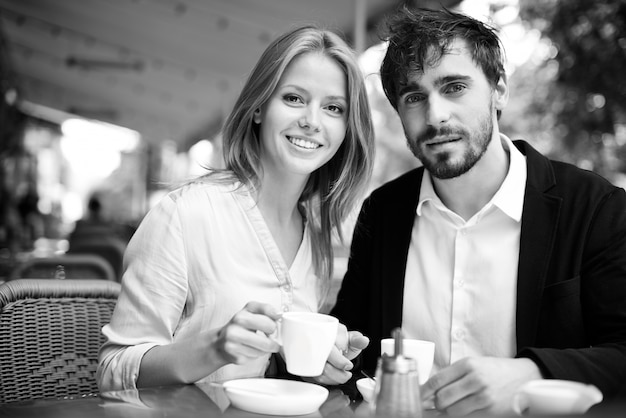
[223,378,329,416]
[512,379,603,415]
[356,377,376,403]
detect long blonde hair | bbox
[207,25,374,296]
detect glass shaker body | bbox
[374,354,422,418]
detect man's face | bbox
[395,39,506,179]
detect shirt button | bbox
[455,329,465,340]
[282,305,290,312]
[456,279,465,287]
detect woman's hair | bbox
[380,7,506,112]
[208,24,374,293]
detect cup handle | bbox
[511,392,529,416]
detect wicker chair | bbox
[0,279,120,404]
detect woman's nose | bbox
[298,108,321,132]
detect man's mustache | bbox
[418,125,466,143]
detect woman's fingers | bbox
[217,302,283,363]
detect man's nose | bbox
[426,95,451,126]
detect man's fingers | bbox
[421,361,467,399]
[349,332,369,351]
[327,345,353,371]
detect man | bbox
[331,7,626,415]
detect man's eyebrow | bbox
[436,75,472,86]
[398,82,423,98]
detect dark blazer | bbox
[331,140,626,400]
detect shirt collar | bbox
[492,134,527,222]
[416,134,527,222]
[416,170,439,217]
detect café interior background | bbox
[1,0,625,280]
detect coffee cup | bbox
[380,338,435,384]
[279,312,339,377]
[511,379,603,415]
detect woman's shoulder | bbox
[166,178,241,202]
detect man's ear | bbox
[493,73,509,111]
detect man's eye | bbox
[404,94,425,104]
[445,84,466,94]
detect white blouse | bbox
[97,180,320,391]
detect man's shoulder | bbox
[369,167,424,200]
[514,139,622,196]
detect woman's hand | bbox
[214,301,282,365]
[138,301,282,387]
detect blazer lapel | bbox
[381,169,424,335]
[514,141,562,349]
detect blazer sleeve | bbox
[331,195,378,339]
[519,187,626,400]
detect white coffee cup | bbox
[511,379,603,415]
[279,312,339,377]
[380,338,435,384]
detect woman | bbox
[97,25,375,391]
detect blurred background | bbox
[1,0,625,283]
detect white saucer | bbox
[222,378,329,416]
[356,377,376,403]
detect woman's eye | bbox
[284,94,303,104]
[326,104,345,115]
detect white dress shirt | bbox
[97,180,319,391]
[403,134,527,378]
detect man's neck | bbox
[431,134,510,221]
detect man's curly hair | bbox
[380,7,506,111]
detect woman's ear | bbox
[253,108,262,124]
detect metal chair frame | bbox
[8,254,117,282]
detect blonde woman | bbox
[97,25,374,391]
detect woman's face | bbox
[254,52,348,182]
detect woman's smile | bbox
[286,135,322,150]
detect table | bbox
[0,382,624,418]
[0,382,364,418]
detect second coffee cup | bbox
[279,312,339,377]
[380,338,435,384]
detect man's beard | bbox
[407,110,494,180]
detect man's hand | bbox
[421,357,543,416]
[310,324,370,385]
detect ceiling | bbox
[0,0,430,150]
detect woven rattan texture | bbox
[0,281,119,404]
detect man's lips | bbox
[425,136,462,146]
